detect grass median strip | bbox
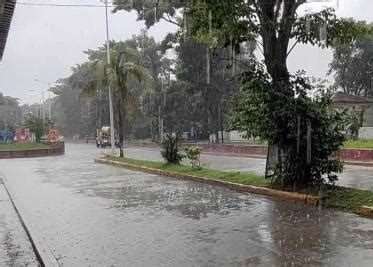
[322,186,373,211]
[104,156,373,216]
[107,156,270,187]
[343,140,373,149]
[0,143,49,151]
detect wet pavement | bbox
[0,180,39,266]
[0,143,372,266]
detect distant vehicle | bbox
[96,126,120,148]
[0,130,14,144]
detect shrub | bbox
[185,146,202,168]
[24,116,44,143]
[161,132,184,164]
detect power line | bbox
[16,2,116,8]
[16,1,339,9]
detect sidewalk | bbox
[0,178,39,266]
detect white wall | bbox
[359,127,373,140]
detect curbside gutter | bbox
[95,158,320,207]
[0,175,60,267]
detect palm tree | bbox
[75,45,149,157]
[108,47,149,157]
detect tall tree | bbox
[79,43,149,156]
[0,93,22,132]
[187,1,371,186]
[329,23,373,96]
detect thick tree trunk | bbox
[256,0,301,184]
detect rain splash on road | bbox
[0,143,372,266]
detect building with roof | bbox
[331,92,373,108]
[0,0,16,61]
[332,91,373,139]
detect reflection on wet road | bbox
[0,143,372,266]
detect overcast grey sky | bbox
[0,0,371,104]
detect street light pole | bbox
[104,0,115,155]
[34,79,53,120]
[48,82,51,120]
[41,92,45,122]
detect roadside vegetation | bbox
[0,143,49,151]
[106,156,373,213]
[108,156,269,187]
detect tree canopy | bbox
[329,23,373,96]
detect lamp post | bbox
[34,79,53,120]
[28,89,44,120]
[104,0,116,155]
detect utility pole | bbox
[41,92,45,123]
[159,70,166,142]
[149,92,153,140]
[104,0,116,155]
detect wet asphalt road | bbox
[0,143,372,266]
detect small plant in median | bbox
[185,146,202,169]
[24,116,44,143]
[161,132,184,164]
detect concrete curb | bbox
[95,158,320,207]
[356,206,373,217]
[0,175,60,267]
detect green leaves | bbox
[294,9,373,48]
[329,26,373,96]
[230,61,346,186]
[161,132,184,164]
[24,116,44,143]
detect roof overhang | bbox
[331,92,373,108]
[0,0,16,61]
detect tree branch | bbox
[161,15,181,27]
[255,40,265,56]
[286,40,299,58]
[274,0,283,22]
[295,0,307,9]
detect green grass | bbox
[322,185,373,211]
[0,143,49,151]
[343,140,373,149]
[106,156,373,213]
[108,156,270,187]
